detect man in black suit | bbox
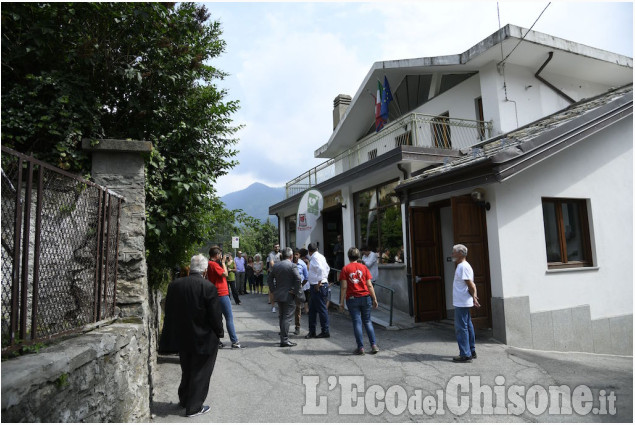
[267,247,303,347]
[159,254,224,418]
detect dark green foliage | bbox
[2,3,241,286]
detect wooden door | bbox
[410,207,445,322]
[452,195,492,328]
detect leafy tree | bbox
[206,214,278,259]
[2,3,240,286]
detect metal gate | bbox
[1,146,123,353]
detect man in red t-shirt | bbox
[339,247,379,355]
[208,246,241,349]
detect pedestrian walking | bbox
[339,247,379,355]
[159,254,224,417]
[208,246,242,349]
[451,244,480,363]
[268,247,304,347]
[305,243,330,339]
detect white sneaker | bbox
[186,405,210,417]
[272,307,277,313]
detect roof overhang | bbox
[395,88,633,201]
[269,145,460,214]
[317,24,633,160]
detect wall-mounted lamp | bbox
[334,195,347,209]
[471,188,490,211]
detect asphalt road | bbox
[151,293,632,423]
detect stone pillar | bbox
[82,138,152,319]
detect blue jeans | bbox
[346,296,376,349]
[219,295,238,343]
[454,307,475,358]
[308,285,329,334]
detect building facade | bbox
[268,24,633,354]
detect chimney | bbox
[333,94,352,130]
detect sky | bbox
[205,1,633,196]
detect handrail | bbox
[331,269,394,327]
[372,282,394,327]
[285,112,493,198]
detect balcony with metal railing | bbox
[285,113,492,198]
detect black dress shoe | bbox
[452,355,472,363]
[305,333,317,339]
[280,341,297,347]
[316,332,330,338]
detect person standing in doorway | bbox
[208,246,242,349]
[333,234,344,270]
[305,243,330,339]
[235,250,247,295]
[451,244,480,363]
[159,254,223,418]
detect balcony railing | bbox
[285,113,492,198]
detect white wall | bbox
[491,118,633,319]
[478,61,618,135]
[414,73,482,122]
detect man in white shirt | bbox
[361,247,379,282]
[305,243,331,338]
[451,244,480,363]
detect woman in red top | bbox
[338,247,379,355]
[207,246,241,349]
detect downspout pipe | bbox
[535,52,576,104]
[275,213,281,245]
[397,164,414,317]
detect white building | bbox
[268,24,633,355]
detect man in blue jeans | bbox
[451,244,480,363]
[305,243,330,338]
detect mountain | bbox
[220,183,285,224]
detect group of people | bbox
[215,251,267,306]
[160,240,479,417]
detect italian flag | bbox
[375,81,386,131]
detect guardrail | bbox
[372,282,395,327]
[285,113,493,198]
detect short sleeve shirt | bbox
[339,262,372,298]
[207,261,229,297]
[452,261,474,307]
[267,251,281,270]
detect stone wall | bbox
[1,323,149,422]
[1,139,155,422]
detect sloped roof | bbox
[317,24,633,159]
[395,84,633,199]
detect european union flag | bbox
[380,76,393,121]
